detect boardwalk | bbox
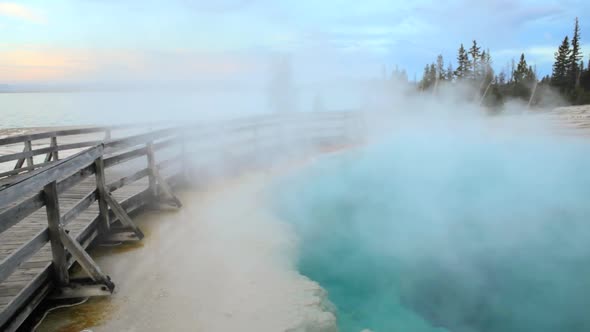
[0,112,360,331]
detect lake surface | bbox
[0,88,365,128]
[273,127,590,332]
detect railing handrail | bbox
[0,145,103,208]
[0,127,109,146]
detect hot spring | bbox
[272,123,590,332]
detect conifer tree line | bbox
[411,17,590,107]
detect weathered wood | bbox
[56,164,95,194]
[153,136,181,151]
[0,194,45,234]
[57,226,114,291]
[0,145,57,164]
[146,142,157,197]
[104,193,144,240]
[79,188,151,250]
[56,140,102,152]
[103,146,147,169]
[0,112,363,330]
[43,181,69,286]
[51,136,59,161]
[12,147,26,170]
[104,128,175,151]
[152,167,182,208]
[0,127,108,146]
[102,231,141,243]
[94,157,110,234]
[0,265,51,328]
[0,146,102,208]
[61,189,98,226]
[24,141,33,168]
[0,161,56,179]
[106,168,150,192]
[0,229,49,284]
[51,281,112,299]
[2,281,51,332]
[44,137,57,163]
[156,156,181,171]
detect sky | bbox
[0,0,588,85]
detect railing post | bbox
[181,130,188,180]
[51,136,59,161]
[94,156,110,234]
[146,142,158,198]
[13,146,26,170]
[45,136,58,162]
[24,140,34,167]
[43,181,69,286]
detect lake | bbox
[0,87,366,128]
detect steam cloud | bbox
[272,92,590,332]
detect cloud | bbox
[496,43,589,67]
[0,46,264,83]
[0,2,46,24]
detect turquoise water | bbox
[273,128,590,332]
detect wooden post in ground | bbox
[43,181,69,286]
[151,166,182,208]
[94,156,110,234]
[51,136,58,161]
[181,130,188,181]
[58,226,115,291]
[44,136,58,162]
[146,142,158,198]
[104,193,144,240]
[24,140,34,168]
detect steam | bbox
[271,90,590,332]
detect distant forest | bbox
[397,17,590,108]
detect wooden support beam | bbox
[58,226,115,292]
[152,167,182,208]
[51,283,112,299]
[12,146,26,170]
[102,231,141,243]
[24,140,34,168]
[146,142,158,197]
[181,131,188,180]
[44,136,58,162]
[51,280,113,300]
[43,181,69,286]
[104,192,144,240]
[94,157,110,234]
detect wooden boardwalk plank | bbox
[0,159,152,329]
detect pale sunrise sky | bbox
[0,0,588,85]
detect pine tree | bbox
[468,40,481,80]
[436,55,445,81]
[455,44,470,80]
[481,49,494,84]
[446,63,454,81]
[498,71,506,85]
[510,58,516,84]
[514,53,529,83]
[552,36,572,91]
[420,65,431,90]
[569,17,582,88]
[429,63,437,83]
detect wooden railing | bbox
[0,111,362,331]
[0,125,166,188]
